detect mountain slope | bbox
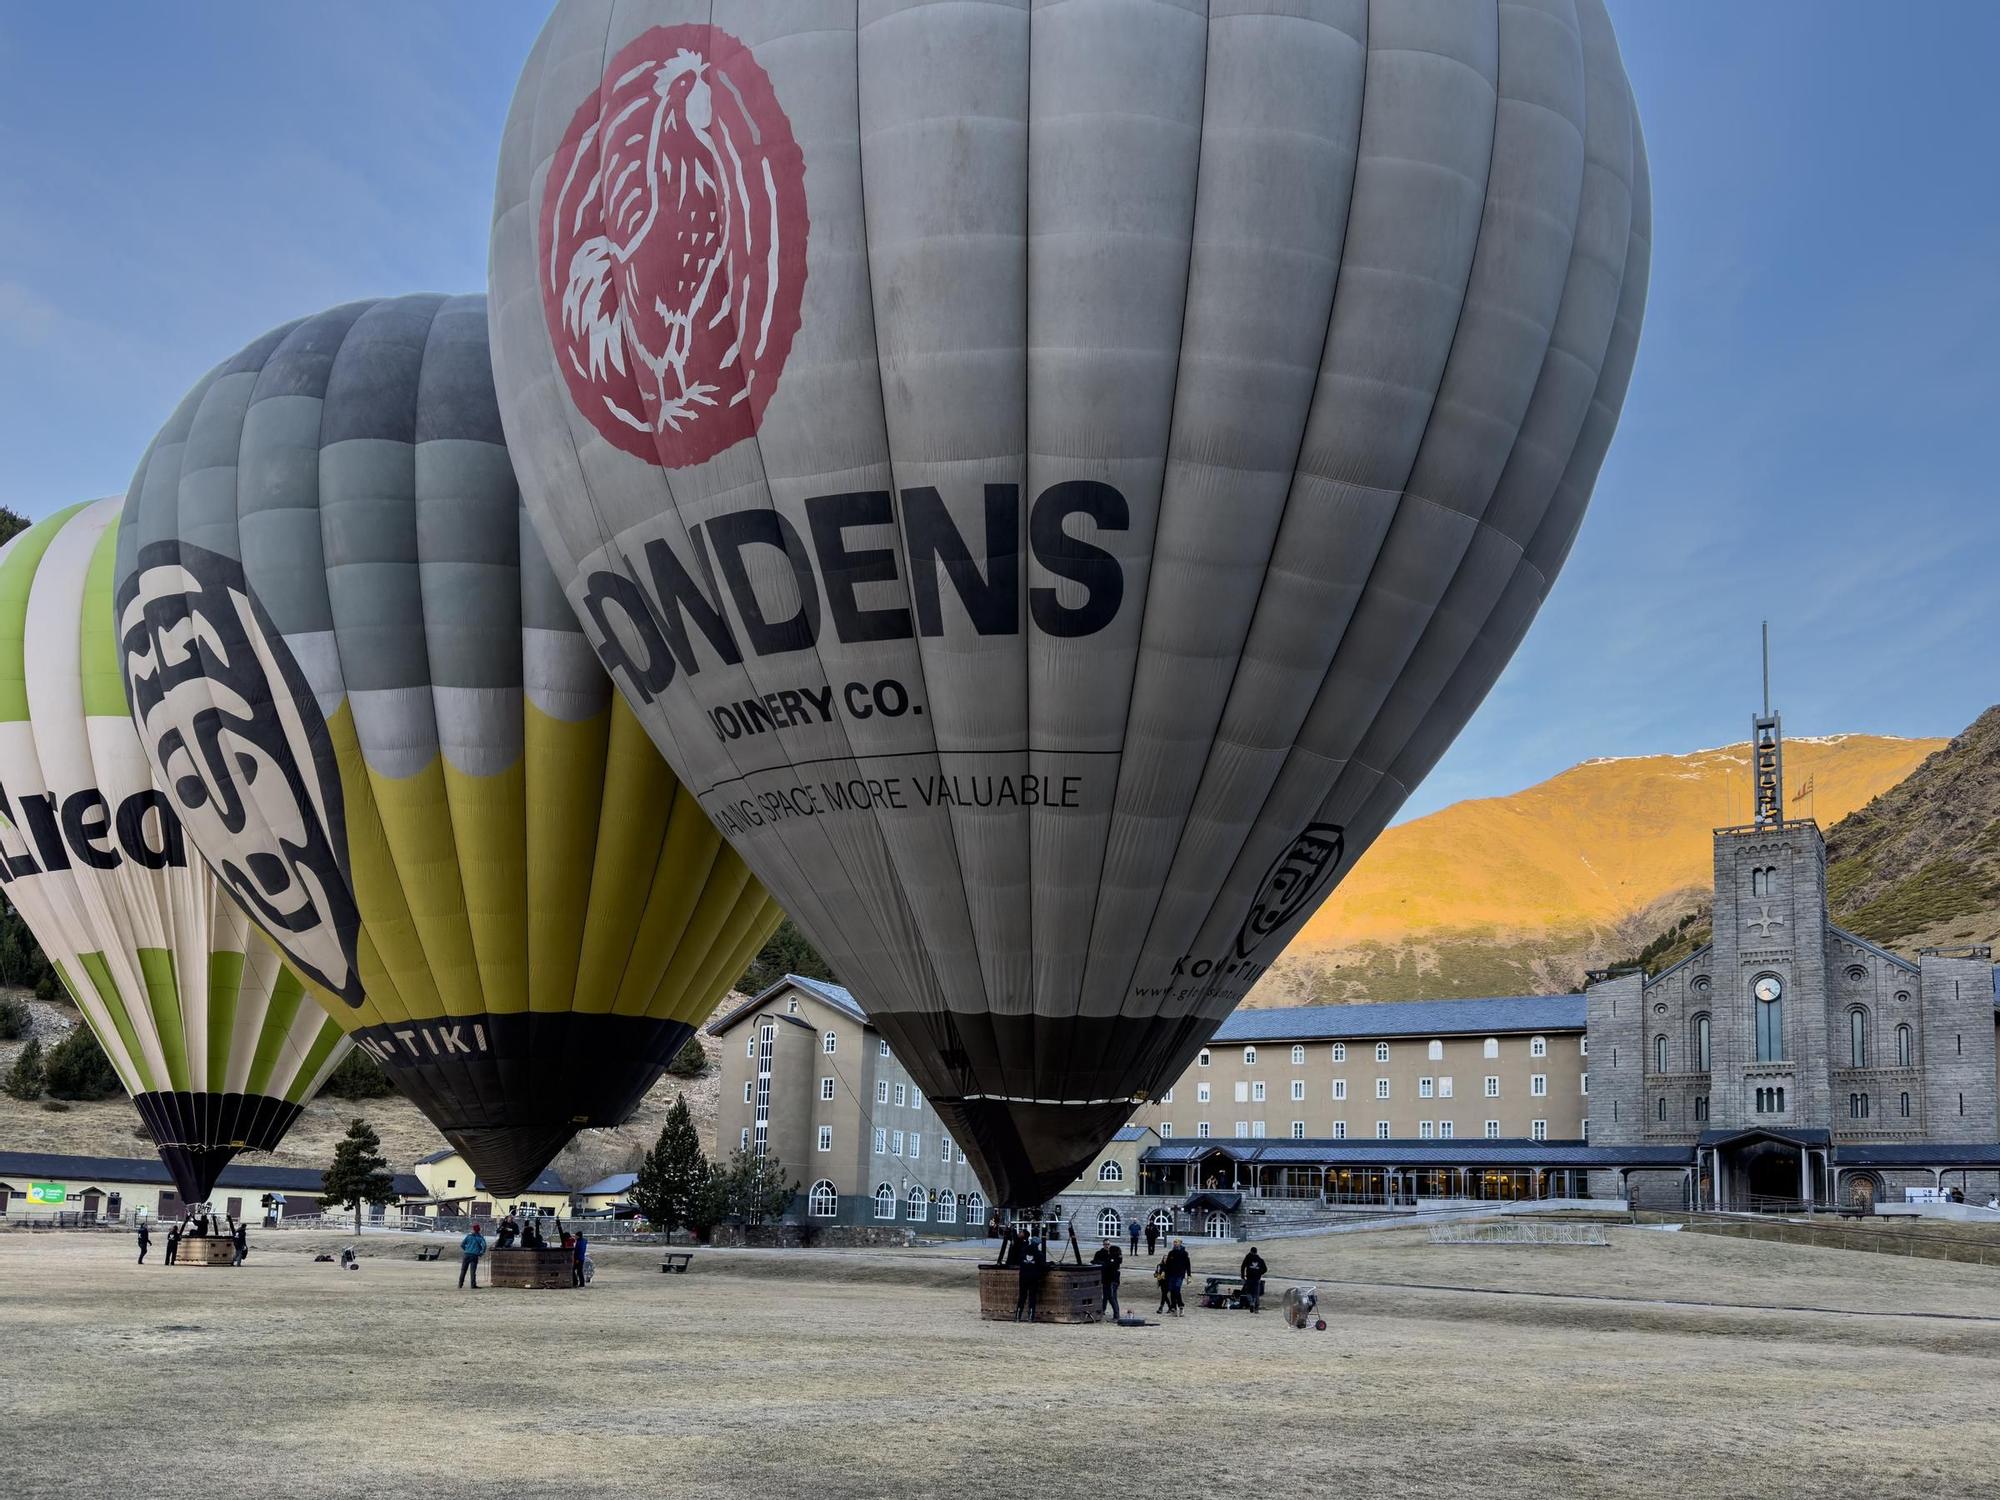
[1251,732,1945,1005]
[1825,707,2000,950]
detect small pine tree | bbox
[684,1164,731,1242]
[736,918,836,995]
[720,1146,798,1226]
[630,1095,707,1234]
[665,1035,706,1078]
[319,1048,396,1100]
[41,1025,122,1100]
[0,992,30,1040]
[4,1036,44,1100]
[321,1118,397,1234]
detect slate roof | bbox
[708,973,868,1035]
[578,1172,639,1196]
[1111,1126,1151,1143]
[1698,1127,1833,1148]
[1208,994,1585,1044]
[0,1151,424,1198]
[1836,1142,2000,1169]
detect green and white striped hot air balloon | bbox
[0,499,348,1205]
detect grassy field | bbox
[4,1223,1998,1498]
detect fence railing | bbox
[1670,1210,2000,1267]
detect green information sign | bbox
[27,1182,67,1206]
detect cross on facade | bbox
[1747,904,1785,939]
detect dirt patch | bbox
[4,1224,1998,1499]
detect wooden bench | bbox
[661,1252,694,1274]
[416,1246,442,1261]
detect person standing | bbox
[164,1223,180,1266]
[1128,1218,1141,1255]
[233,1218,249,1266]
[572,1230,589,1288]
[1162,1239,1191,1316]
[1091,1236,1123,1323]
[459,1223,488,1289]
[1239,1246,1267,1311]
[136,1220,151,1264]
[1013,1230,1046,1321]
[1145,1219,1159,1257]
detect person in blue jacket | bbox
[572,1230,589,1287]
[459,1224,488,1289]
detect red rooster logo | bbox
[541,26,808,469]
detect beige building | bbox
[0,1149,425,1224]
[709,977,991,1232]
[403,1149,569,1220]
[1139,998,1587,1146]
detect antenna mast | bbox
[1752,621,1783,828]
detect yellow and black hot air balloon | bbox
[113,293,781,1193]
[0,498,349,1205]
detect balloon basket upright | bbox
[488,1247,577,1290]
[976,1264,1104,1324]
[173,1235,236,1267]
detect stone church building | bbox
[1586,710,2000,1208]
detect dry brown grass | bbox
[4,1223,1998,1499]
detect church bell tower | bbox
[1708,629,1831,1132]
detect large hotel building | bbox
[713,718,2000,1238]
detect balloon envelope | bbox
[489,1,1650,1204]
[0,500,348,1204]
[115,294,781,1194]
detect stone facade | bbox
[1589,786,2000,1206]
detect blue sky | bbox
[2,4,1993,820]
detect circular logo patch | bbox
[539,24,809,470]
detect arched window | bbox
[1848,1008,1869,1068]
[937,1190,958,1224]
[907,1186,928,1222]
[1098,1160,1124,1182]
[1243,1047,1257,1065]
[1654,1035,1668,1074]
[1693,1014,1712,1072]
[1374,1042,1389,1063]
[1291,1045,1305,1065]
[1198,1049,1211,1067]
[873,1183,896,1220]
[1897,1024,1913,1068]
[1482,1038,1499,1059]
[1150,1209,1175,1233]
[808,1180,838,1218]
[1204,1210,1230,1238]
[1427,1040,1444,1061]
[823,1031,838,1055]
[1097,1207,1122,1239]
[1899,1092,1911,1119]
[964,1191,986,1226]
[1755,982,1783,1062]
[1530,1035,1547,1058]
[1331,1043,1346,1063]
[1656,1096,1667,1121]
[1751,868,1765,897]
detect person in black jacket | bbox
[164,1224,180,1266]
[1013,1231,1046,1321]
[1091,1237,1123,1322]
[136,1220,151,1264]
[1239,1246,1267,1310]
[1145,1219,1159,1257]
[1159,1239,1192,1316]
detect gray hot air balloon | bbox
[489,0,1650,1206]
